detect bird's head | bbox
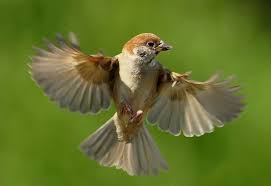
[122,33,172,63]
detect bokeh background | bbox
[1,0,271,186]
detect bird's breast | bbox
[115,59,159,111]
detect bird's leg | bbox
[122,110,144,141]
[129,110,143,124]
[118,103,144,141]
[117,101,134,141]
[120,102,133,116]
[118,101,145,141]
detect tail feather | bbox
[80,118,117,161]
[80,115,168,176]
[142,126,168,171]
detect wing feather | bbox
[148,71,244,137]
[30,33,118,114]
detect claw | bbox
[120,102,133,116]
[129,110,143,123]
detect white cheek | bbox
[121,49,139,61]
[132,48,138,55]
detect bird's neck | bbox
[118,52,146,73]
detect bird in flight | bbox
[30,33,244,176]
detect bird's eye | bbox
[146,41,155,47]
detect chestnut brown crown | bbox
[122,33,161,54]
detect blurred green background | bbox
[1,0,271,185]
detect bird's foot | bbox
[129,110,143,124]
[120,102,133,116]
[117,109,144,142]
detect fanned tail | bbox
[80,114,168,176]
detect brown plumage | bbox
[123,33,161,54]
[29,32,244,176]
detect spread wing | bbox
[147,70,244,137]
[30,33,118,114]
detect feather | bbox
[81,115,167,176]
[147,96,167,124]
[100,83,111,109]
[157,100,171,131]
[69,32,80,49]
[148,72,244,137]
[168,100,181,135]
[30,33,116,114]
[79,84,91,113]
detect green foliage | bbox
[0,0,270,185]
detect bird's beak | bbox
[155,40,173,53]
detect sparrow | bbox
[30,32,244,176]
